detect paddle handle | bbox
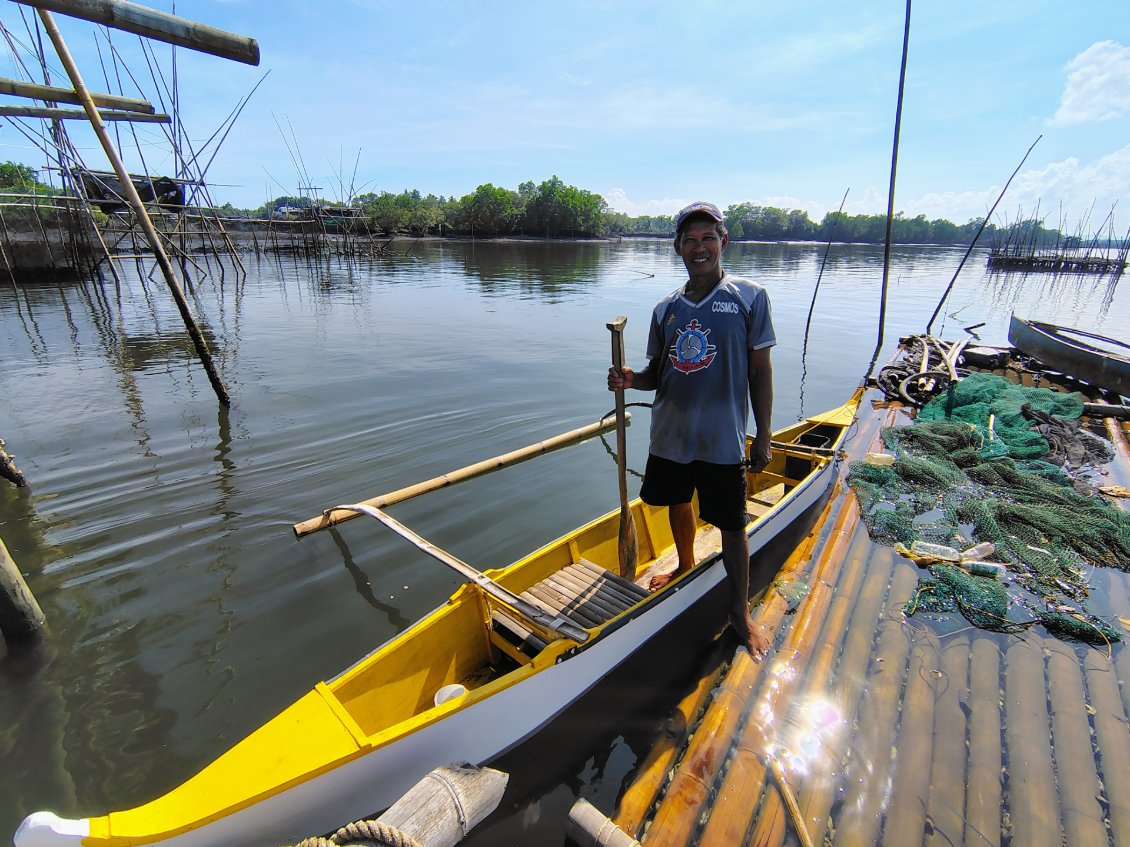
[607,316,630,496]
[607,316,638,579]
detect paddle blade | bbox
[618,504,639,581]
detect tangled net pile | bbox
[848,372,1130,644]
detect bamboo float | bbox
[922,633,971,847]
[1082,647,1130,845]
[829,560,920,846]
[292,415,623,537]
[299,762,507,847]
[1003,638,1061,847]
[612,643,728,837]
[797,543,901,844]
[964,637,1002,847]
[1045,644,1107,846]
[1104,416,1130,513]
[652,485,863,847]
[738,519,871,847]
[1103,569,1130,731]
[881,640,939,844]
[628,478,852,842]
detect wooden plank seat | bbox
[490,561,649,660]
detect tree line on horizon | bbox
[0,161,1095,247]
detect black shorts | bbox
[639,454,748,532]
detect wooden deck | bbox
[606,390,1130,847]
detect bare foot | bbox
[732,612,771,660]
[648,568,687,592]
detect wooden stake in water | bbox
[607,316,638,581]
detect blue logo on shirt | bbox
[670,320,716,373]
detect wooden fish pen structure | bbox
[987,208,1129,275]
[601,385,1130,847]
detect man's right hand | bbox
[607,366,633,392]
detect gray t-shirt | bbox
[645,273,775,464]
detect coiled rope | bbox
[292,820,422,847]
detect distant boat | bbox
[1008,314,1130,399]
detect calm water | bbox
[0,240,1126,844]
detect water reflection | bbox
[0,241,1125,843]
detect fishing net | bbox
[848,372,1129,646]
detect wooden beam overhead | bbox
[10,0,260,66]
[0,105,170,123]
[0,77,155,114]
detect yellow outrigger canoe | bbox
[16,390,862,847]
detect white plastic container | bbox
[433,683,467,706]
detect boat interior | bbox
[326,411,855,742]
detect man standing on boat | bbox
[607,201,774,658]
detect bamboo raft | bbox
[606,388,1130,847]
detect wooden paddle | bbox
[607,316,639,580]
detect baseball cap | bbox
[675,201,724,232]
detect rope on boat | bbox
[292,820,423,847]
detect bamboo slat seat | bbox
[491,562,649,659]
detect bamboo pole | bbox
[829,560,920,845]
[346,763,506,847]
[1083,646,1130,845]
[292,415,624,537]
[13,0,259,65]
[38,8,230,407]
[798,543,900,842]
[881,640,938,843]
[1045,644,1107,846]
[963,637,1002,847]
[0,533,45,644]
[612,647,727,837]
[736,519,871,847]
[0,105,169,122]
[0,76,154,112]
[923,633,971,847]
[649,487,863,847]
[1003,638,1061,847]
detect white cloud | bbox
[1051,40,1130,126]
[602,189,687,217]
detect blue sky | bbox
[1,0,1128,230]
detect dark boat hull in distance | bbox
[1008,314,1130,399]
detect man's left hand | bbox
[749,433,772,472]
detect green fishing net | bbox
[848,372,1129,645]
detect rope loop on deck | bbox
[291,820,423,847]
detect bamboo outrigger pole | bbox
[37,9,231,407]
[293,415,627,538]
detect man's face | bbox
[676,219,727,278]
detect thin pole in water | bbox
[867,0,912,381]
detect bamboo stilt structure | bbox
[1045,644,1107,846]
[38,8,231,407]
[1003,638,1061,847]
